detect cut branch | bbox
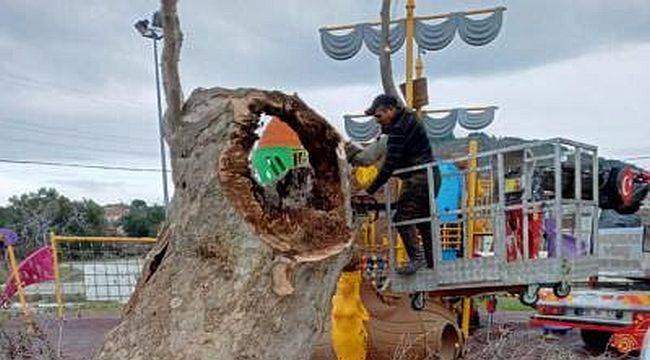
[380,0,404,106]
[161,0,183,131]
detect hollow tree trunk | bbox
[94,1,352,359]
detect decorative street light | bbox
[134,11,169,208]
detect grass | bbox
[477,296,533,313]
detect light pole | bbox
[134,11,169,208]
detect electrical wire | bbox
[0,117,151,144]
[0,158,169,173]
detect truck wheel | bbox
[580,329,611,353]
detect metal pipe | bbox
[591,148,599,254]
[522,149,530,260]
[153,38,170,208]
[320,6,506,31]
[51,233,64,320]
[405,0,415,108]
[393,139,580,176]
[386,183,395,272]
[574,147,582,249]
[554,143,562,259]
[345,105,497,119]
[462,140,478,338]
[52,236,158,243]
[496,153,506,260]
[427,165,440,264]
[7,244,30,322]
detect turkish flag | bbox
[1,246,55,306]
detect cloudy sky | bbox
[1,0,649,205]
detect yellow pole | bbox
[6,244,31,322]
[51,233,65,320]
[405,0,415,108]
[466,140,478,258]
[461,140,479,338]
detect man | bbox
[358,94,440,275]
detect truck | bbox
[531,225,650,354]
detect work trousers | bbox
[393,172,436,268]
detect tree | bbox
[120,200,165,237]
[1,188,108,257]
[94,1,352,358]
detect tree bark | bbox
[379,0,405,106]
[94,1,352,359]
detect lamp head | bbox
[134,19,150,36]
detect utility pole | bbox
[135,12,170,208]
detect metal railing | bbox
[384,138,600,293]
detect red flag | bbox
[1,246,55,306]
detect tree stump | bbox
[95,2,352,357]
[95,86,352,359]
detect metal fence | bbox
[1,235,156,320]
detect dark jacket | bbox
[367,109,437,195]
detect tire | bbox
[553,282,571,298]
[519,284,540,306]
[580,329,611,353]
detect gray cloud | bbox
[0,0,649,204]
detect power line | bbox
[0,116,151,144]
[0,73,149,110]
[0,158,170,173]
[2,134,156,158]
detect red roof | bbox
[258,117,302,148]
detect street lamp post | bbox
[134,12,169,208]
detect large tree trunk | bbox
[95,1,352,359]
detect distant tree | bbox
[0,206,11,228]
[120,200,165,237]
[61,199,108,236]
[2,188,108,256]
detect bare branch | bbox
[380,0,405,106]
[160,0,183,131]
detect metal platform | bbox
[384,138,608,295]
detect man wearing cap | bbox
[358,94,441,275]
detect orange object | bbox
[258,117,302,148]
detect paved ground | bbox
[1,314,119,360]
[0,310,630,359]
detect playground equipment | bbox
[251,117,309,186]
[50,234,156,318]
[329,271,369,360]
[0,233,156,321]
[350,133,650,302]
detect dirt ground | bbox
[1,309,626,360]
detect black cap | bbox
[365,94,399,116]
